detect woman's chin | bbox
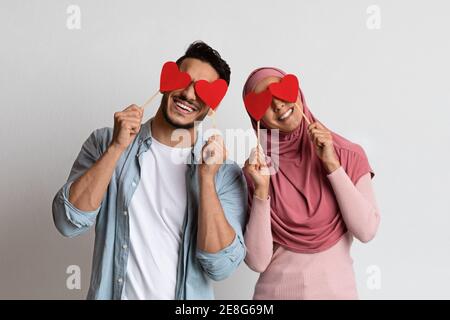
[278,118,301,133]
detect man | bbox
[52,41,247,299]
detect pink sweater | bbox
[244,167,380,300]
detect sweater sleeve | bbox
[244,166,380,273]
[244,195,273,273]
[327,167,380,243]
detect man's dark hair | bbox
[176,41,231,85]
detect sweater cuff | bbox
[327,166,355,190]
[326,166,345,180]
[251,195,271,214]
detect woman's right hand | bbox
[243,147,270,200]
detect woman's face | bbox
[253,76,303,133]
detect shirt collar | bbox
[137,118,205,165]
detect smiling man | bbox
[52,41,247,300]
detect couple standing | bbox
[52,41,380,300]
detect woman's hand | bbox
[307,121,341,174]
[243,147,271,199]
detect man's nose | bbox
[181,81,196,101]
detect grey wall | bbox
[1,0,449,299]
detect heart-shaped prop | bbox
[244,89,273,121]
[160,61,192,92]
[268,74,299,103]
[194,79,228,110]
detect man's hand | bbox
[197,134,236,254]
[199,134,227,178]
[111,104,144,152]
[68,104,143,212]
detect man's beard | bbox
[162,95,208,129]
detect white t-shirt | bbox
[121,136,192,300]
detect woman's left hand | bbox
[307,122,341,174]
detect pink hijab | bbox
[243,67,374,253]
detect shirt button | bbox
[118,278,123,284]
[132,181,137,187]
[122,244,128,250]
[123,210,128,216]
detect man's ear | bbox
[207,108,214,116]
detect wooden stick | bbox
[302,111,311,125]
[211,109,217,129]
[257,120,260,144]
[141,90,160,109]
[295,102,311,125]
[256,120,260,165]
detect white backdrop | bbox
[1,0,450,299]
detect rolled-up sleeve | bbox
[52,129,106,238]
[195,163,248,281]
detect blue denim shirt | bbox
[52,119,247,300]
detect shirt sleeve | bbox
[52,128,107,238]
[195,163,248,281]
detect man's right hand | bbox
[67,104,143,212]
[111,104,144,152]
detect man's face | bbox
[161,58,219,129]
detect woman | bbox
[242,67,380,300]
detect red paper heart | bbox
[160,61,192,92]
[244,89,273,121]
[268,74,299,103]
[194,79,228,110]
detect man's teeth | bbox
[176,101,195,113]
[279,108,293,120]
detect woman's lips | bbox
[278,107,294,121]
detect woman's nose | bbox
[272,98,284,111]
